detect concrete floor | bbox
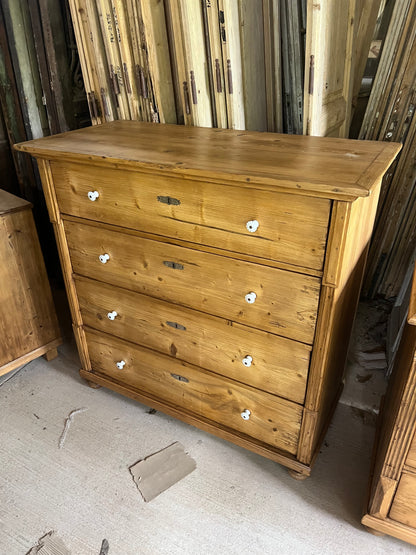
[1,314,414,554]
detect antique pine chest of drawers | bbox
[15,122,400,477]
[362,264,416,544]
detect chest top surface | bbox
[0,189,31,216]
[14,121,401,201]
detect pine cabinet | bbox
[15,121,399,477]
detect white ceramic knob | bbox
[245,292,257,304]
[107,311,118,321]
[246,219,259,233]
[242,355,253,367]
[116,360,126,370]
[99,253,110,264]
[241,409,251,420]
[88,190,99,201]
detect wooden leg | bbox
[85,379,102,389]
[43,347,58,362]
[288,469,309,481]
[364,526,385,537]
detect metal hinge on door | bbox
[308,55,314,95]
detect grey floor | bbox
[1,309,415,554]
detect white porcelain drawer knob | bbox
[107,311,118,321]
[99,253,110,264]
[246,220,259,233]
[88,190,99,201]
[242,355,253,367]
[241,409,251,420]
[245,292,257,304]
[116,360,126,370]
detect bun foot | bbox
[43,347,58,361]
[85,379,101,389]
[364,526,385,537]
[288,469,309,481]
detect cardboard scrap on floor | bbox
[26,531,70,555]
[129,442,196,502]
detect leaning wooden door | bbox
[303,0,356,137]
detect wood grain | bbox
[51,160,330,272]
[363,263,416,543]
[17,121,398,476]
[85,328,303,455]
[303,0,356,138]
[166,0,212,127]
[406,433,416,470]
[368,475,398,519]
[75,275,310,404]
[298,186,381,463]
[14,121,401,200]
[79,367,310,475]
[0,188,31,215]
[389,473,416,528]
[65,219,321,344]
[408,262,416,325]
[375,322,416,482]
[362,514,416,546]
[0,197,61,375]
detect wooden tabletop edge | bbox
[13,144,377,200]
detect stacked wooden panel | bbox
[281,0,304,134]
[70,0,281,132]
[360,0,416,298]
[68,0,176,124]
[303,0,384,138]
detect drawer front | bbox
[52,161,330,271]
[85,329,303,454]
[389,473,416,528]
[76,276,311,404]
[66,220,321,344]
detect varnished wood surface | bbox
[362,514,416,546]
[389,473,416,528]
[0,188,31,215]
[298,186,381,463]
[19,123,398,475]
[75,276,310,404]
[14,121,401,200]
[0,338,62,377]
[85,328,303,455]
[406,433,416,470]
[363,263,416,545]
[408,263,416,324]
[374,322,416,483]
[65,219,321,344]
[64,213,325,278]
[51,161,330,272]
[79,367,310,475]
[0,207,61,374]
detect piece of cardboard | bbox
[129,442,196,502]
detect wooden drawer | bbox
[52,161,330,271]
[389,473,416,528]
[85,329,303,454]
[66,220,321,344]
[76,276,311,404]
